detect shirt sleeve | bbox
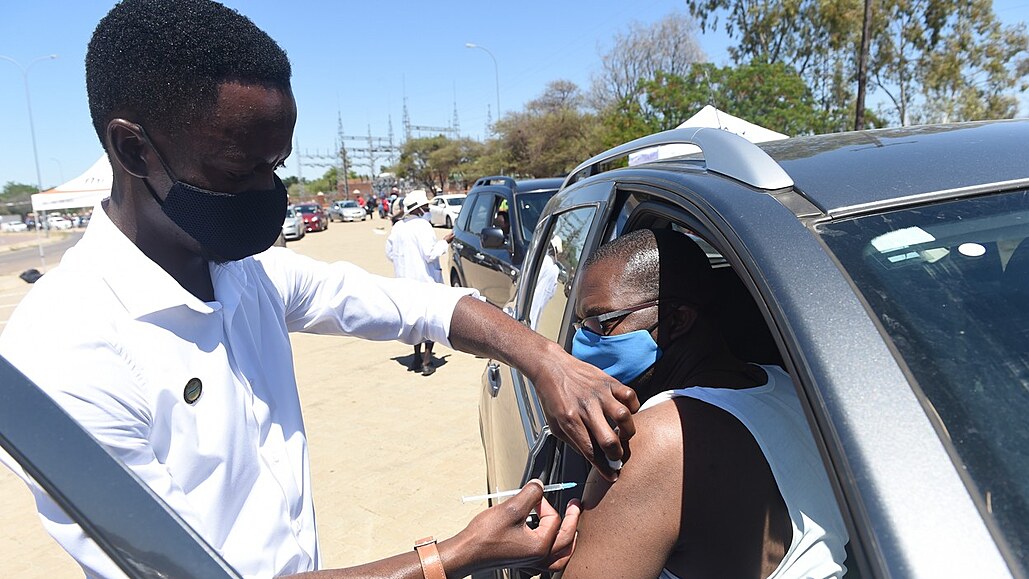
[414,220,449,263]
[254,247,480,348]
[0,333,210,579]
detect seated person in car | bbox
[560,229,849,579]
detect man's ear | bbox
[106,119,150,179]
[667,303,698,342]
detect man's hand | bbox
[455,480,581,573]
[449,296,640,482]
[443,232,455,243]
[531,340,640,481]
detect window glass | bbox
[516,190,559,242]
[466,194,493,234]
[448,196,465,206]
[819,190,1029,566]
[526,206,597,338]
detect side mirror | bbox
[480,227,507,249]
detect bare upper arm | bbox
[559,399,684,579]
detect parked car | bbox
[428,194,466,228]
[448,176,561,307]
[0,220,28,232]
[281,205,305,241]
[478,120,1029,578]
[330,200,367,222]
[294,203,328,232]
[47,216,73,230]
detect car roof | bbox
[758,120,1029,216]
[635,120,1029,218]
[471,176,564,196]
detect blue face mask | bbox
[571,327,662,384]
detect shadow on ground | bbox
[390,353,451,373]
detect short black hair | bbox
[584,228,714,308]
[86,0,292,147]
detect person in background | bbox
[385,189,453,375]
[0,1,637,576]
[560,228,848,579]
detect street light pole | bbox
[1,53,58,266]
[465,43,500,125]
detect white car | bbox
[47,216,73,230]
[331,200,367,222]
[1,221,28,232]
[281,206,305,241]
[428,194,466,228]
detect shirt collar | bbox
[82,202,219,318]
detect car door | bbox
[479,188,606,508]
[477,192,521,306]
[452,192,493,290]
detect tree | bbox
[686,0,1028,130]
[395,135,452,191]
[493,81,598,177]
[872,0,1029,125]
[590,11,706,111]
[628,64,828,136]
[0,182,37,215]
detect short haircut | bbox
[584,228,714,308]
[86,0,292,146]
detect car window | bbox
[448,197,465,206]
[455,193,476,231]
[819,190,1029,564]
[466,193,493,234]
[526,206,597,337]
[515,190,558,242]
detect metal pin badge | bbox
[184,378,203,404]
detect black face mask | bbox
[140,130,287,263]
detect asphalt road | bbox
[0,215,490,576]
[0,231,84,276]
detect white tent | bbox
[31,155,112,212]
[628,105,790,166]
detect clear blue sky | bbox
[0,0,1026,189]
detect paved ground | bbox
[0,215,490,576]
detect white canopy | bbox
[31,155,111,212]
[628,105,790,166]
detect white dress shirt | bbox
[0,203,476,578]
[385,215,448,284]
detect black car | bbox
[448,176,561,307]
[478,120,1029,578]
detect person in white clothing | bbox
[386,189,453,374]
[0,1,649,577]
[560,229,849,579]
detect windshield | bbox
[448,197,465,206]
[819,190,1029,566]
[285,208,296,218]
[296,205,318,214]
[515,190,558,241]
[342,201,359,208]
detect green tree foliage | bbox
[686,0,1028,129]
[0,182,36,215]
[395,135,451,191]
[871,0,1029,124]
[493,81,598,177]
[597,63,830,145]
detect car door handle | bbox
[474,252,485,261]
[487,362,502,397]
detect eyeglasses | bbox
[574,300,659,336]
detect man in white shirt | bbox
[385,189,452,375]
[0,1,641,577]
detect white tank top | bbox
[642,365,848,579]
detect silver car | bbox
[478,120,1029,578]
[282,206,305,241]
